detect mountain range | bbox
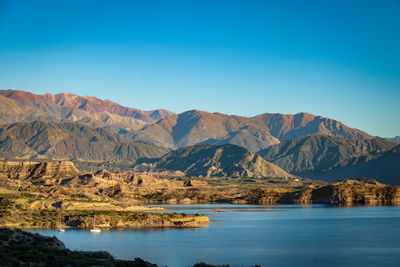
[131,109,372,151]
[0,90,372,152]
[0,89,398,183]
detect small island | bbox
[0,192,209,230]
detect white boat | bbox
[59,219,65,232]
[90,215,101,233]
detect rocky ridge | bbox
[138,144,292,178]
[0,160,80,181]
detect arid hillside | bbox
[0,121,169,161]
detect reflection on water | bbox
[33,204,400,267]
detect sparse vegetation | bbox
[0,193,209,229]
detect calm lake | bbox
[32,204,400,267]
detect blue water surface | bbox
[32,204,400,267]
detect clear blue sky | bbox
[0,0,399,137]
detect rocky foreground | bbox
[0,228,156,266]
[0,228,239,267]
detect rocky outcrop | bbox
[310,179,400,205]
[0,160,201,202]
[0,160,80,180]
[245,178,400,205]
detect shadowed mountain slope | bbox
[0,121,169,161]
[258,134,398,183]
[132,110,372,151]
[0,89,174,133]
[319,145,400,184]
[142,144,292,178]
[390,136,400,143]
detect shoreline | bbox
[0,212,210,230]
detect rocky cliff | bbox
[0,160,80,180]
[0,160,194,201]
[246,178,400,205]
[309,179,400,205]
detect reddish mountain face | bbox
[0,89,174,123]
[132,110,372,151]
